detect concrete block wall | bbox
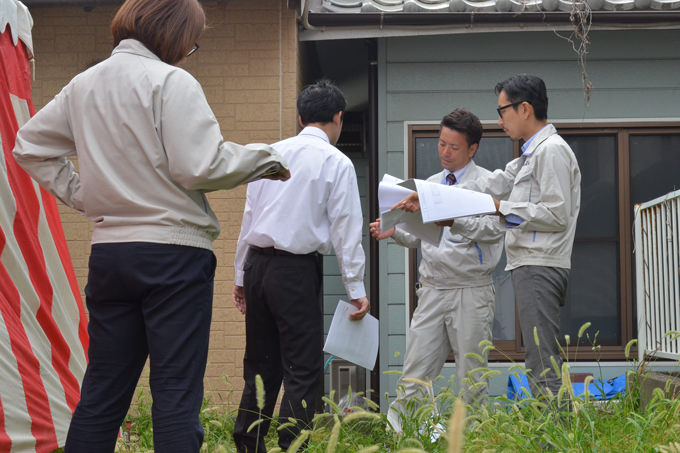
[28,0,299,407]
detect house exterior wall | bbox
[28,0,299,407]
[377,29,680,408]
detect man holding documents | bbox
[370,109,504,429]
[396,75,581,400]
[232,80,370,453]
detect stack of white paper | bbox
[378,174,496,245]
[378,175,442,246]
[323,300,379,370]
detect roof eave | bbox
[306,10,680,27]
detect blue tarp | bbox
[507,373,627,400]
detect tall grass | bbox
[113,374,680,452]
[106,328,680,451]
[111,374,680,451]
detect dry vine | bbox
[555,0,594,104]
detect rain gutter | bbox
[304,10,680,28]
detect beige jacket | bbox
[13,39,286,251]
[455,124,581,270]
[392,161,504,289]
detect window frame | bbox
[407,121,680,362]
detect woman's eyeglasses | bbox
[186,43,199,57]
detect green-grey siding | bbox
[377,29,680,410]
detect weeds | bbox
[57,328,680,452]
[112,368,680,452]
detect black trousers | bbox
[233,248,322,453]
[65,242,216,453]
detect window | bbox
[408,122,680,361]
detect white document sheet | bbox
[378,174,443,246]
[378,174,413,212]
[398,178,496,223]
[323,300,379,370]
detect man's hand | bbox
[369,218,395,241]
[435,219,454,227]
[349,297,370,321]
[263,168,291,181]
[232,285,246,315]
[493,198,501,215]
[391,191,420,213]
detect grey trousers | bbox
[512,265,569,399]
[387,284,495,431]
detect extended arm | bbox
[457,158,523,201]
[161,72,289,192]
[449,214,505,243]
[498,148,575,233]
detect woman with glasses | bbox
[13,0,289,451]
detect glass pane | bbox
[629,133,680,340]
[475,136,515,171]
[564,135,618,239]
[559,134,620,345]
[630,134,680,204]
[413,135,516,341]
[560,241,620,345]
[414,137,441,179]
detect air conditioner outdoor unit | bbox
[329,358,366,403]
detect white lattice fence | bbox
[635,189,680,361]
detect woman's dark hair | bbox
[440,109,483,147]
[111,0,205,65]
[297,79,347,125]
[495,74,549,121]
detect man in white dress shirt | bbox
[370,109,504,430]
[232,80,370,453]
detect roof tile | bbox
[318,0,669,12]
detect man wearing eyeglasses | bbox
[396,74,581,400]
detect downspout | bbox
[367,38,380,406]
[301,0,322,31]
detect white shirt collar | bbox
[298,126,331,143]
[299,126,330,144]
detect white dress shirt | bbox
[234,127,367,299]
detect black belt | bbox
[249,245,317,257]
[249,245,294,256]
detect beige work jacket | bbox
[13,39,286,250]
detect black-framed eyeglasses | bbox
[496,101,524,118]
[186,43,199,57]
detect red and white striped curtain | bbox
[0,10,88,452]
